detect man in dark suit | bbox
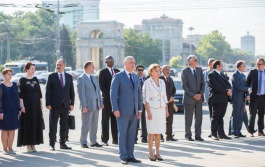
[135,65,147,143]
[46,59,75,150]
[247,58,265,137]
[181,55,205,141]
[99,56,119,146]
[208,60,232,140]
[230,60,249,138]
[160,65,177,141]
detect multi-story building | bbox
[140,17,183,63]
[241,31,255,56]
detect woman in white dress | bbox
[143,64,169,161]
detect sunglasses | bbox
[137,69,144,71]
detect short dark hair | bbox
[83,61,93,69]
[236,60,245,69]
[213,60,222,69]
[24,62,35,72]
[136,65,144,70]
[257,58,265,64]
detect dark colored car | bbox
[173,77,184,113]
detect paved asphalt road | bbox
[0,72,264,167]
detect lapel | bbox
[55,72,65,89]
[188,67,196,83]
[105,68,112,79]
[83,73,95,91]
[122,71,133,89]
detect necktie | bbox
[140,78,143,87]
[258,71,262,94]
[129,73,134,88]
[166,77,169,84]
[193,69,197,82]
[111,69,114,76]
[90,76,96,91]
[60,74,64,87]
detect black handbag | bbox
[68,114,75,130]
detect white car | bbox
[11,73,25,83]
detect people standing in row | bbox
[77,61,104,148]
[229,60,249,138]
[203,58,215,138]
[0,68,21,155]
[135,65,148,143]
[99,56,119,146]
[181,55,205,141]
[246,58,265,137]
[160,65,177,141]
[46,59,75,151]
[110,56,142,165]
[143,64,168,161]
[17,62,44,152]
[208,60,232,140]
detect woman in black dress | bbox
[17,62,44,152]
[0,68,20,155]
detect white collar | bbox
[214,69,221,75]
[125,69,133,75]
[189,66,196,71]
[85,73,91,78]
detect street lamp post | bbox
[188,27,194,55]
[56,0,61,60]
[161,14,168,65]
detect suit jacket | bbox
[77,73,102,111]
[110,70,142,116]
[203,69,211,102]
[247,68,264,102]
[208,70,231,104]
[159,75,176,101]
[181,67,205,104]
[231,70,249,103]
[45,72,75,109]
[99,67,120,102]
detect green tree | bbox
[169,56,183,68]
[195,30,231,64]
[124,29,162,66]
[60,25,74,68]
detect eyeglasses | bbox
[257,63,264,66]
[137,69,144,71]
[194,59,198,62]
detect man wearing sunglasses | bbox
[135,65,148,143]
[246,58,265,137]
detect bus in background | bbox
[4,60,48,74]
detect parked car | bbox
[172,77,184,113]
[0,75,4,82]
[66,71,79,80]
[34,70,48,77]
[75,69,84,76]
[37,72,51,84]
[11,73,25,83]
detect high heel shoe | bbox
[148,155,156,161]
[155,155,163,161]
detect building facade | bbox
[241,31,255,56]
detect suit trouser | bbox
[117,114,137,161]
[166,102,174,138]
[184,102,203,138]
[136,104,147,141]
[231,102,245,135]
[229,111,248,134]
[211,103,228,137]
[101,99,118,143]
[80,110,99,145]
[49,105,69,146]
[249,95,265,133]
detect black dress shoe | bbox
[211,136,219,140]
[81,144,89,148]
[166,137,178,141]
[112,141,118,145]
[186,137,194,141]
[141,138,147,143]
[127,158,141,163]
[90,143,103,147]
[121,160,128,164]
[238,133,246,137]
[60,144,72,149]
[102,142,109,146]
[161,135,164,142]
[195,137,204,141]
[219,135,232,140]
[49,145,55,151]
[208,134,212,138]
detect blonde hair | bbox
[2,68,13,75]
[148,64,160,76]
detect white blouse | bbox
[142,78,168,108]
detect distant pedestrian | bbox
[0,68,21,155]
[17,62,44,152]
